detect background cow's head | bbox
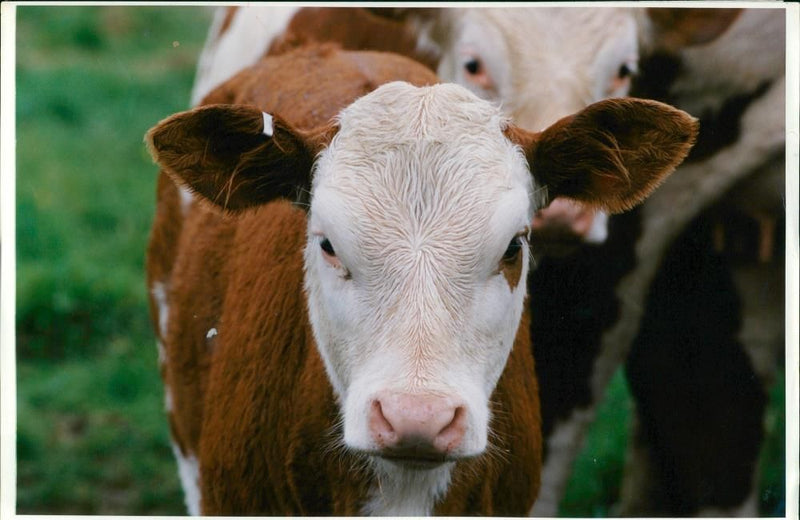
[146,81,697,481]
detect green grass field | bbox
[15,6,211,514]
[13,6,786,516]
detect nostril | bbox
[369,399,396,447]
[434,406,467,452]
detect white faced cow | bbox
[145,45,697,515]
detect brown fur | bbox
[218,6,238,37]
[267,7,438,71]
[501,245,525,291]
[148,44,438,213]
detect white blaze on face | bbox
[303,82,535,468]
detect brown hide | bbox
[147,44,541,515]
[202,43,437,129]
[266,7,439,70]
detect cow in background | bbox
[528,7,786,516]
[617,8,786,515]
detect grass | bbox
[13,5,787,516]
[560,370,633,517]
[15,6,212,514]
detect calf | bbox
[145,44,697,515]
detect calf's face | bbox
[304,82,536,462]
[146,79,697,474]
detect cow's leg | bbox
[621,212,767,516]
[528,210,641,516]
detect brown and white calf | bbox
[145,44,697,515]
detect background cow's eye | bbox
[464,57,481,75]
[320,238,336,257]
[617,61,636,80]
[502,236,523,261]
[459,50,494,91]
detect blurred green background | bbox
[14,6,786,516]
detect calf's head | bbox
[147,82,696,473]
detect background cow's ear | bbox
[644,8,742,51]
[508,98,698,214]
[145,104,334,211]
[366,7,442,24]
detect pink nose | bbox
[368,393,467,462]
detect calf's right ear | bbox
[145,104,335,211]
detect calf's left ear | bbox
[145,104,336,211]
[506,98,698,214]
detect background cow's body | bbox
[617,9,786,515]
[531,7,786,516]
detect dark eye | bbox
[618,63,634,79]
[320,238,336,256]
[464,57,481,75]
[502,236,523,261]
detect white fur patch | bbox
[171,442,202,516]
[156,340,166,366]
[361,462,453,516]
[437,8,638,131]
[190,5,302,105]
[206,327,218,339]
[151,281,169,340]
[262,112,273,137]
[179,186,194,215]
[164,384,174,413]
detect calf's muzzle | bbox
[368,392,468,468]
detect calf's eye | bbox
[502,236,523,261]
[319,236,346,274]
[320,238,336,257]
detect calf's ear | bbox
[145,104,335,211]
[506,98,698,214]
